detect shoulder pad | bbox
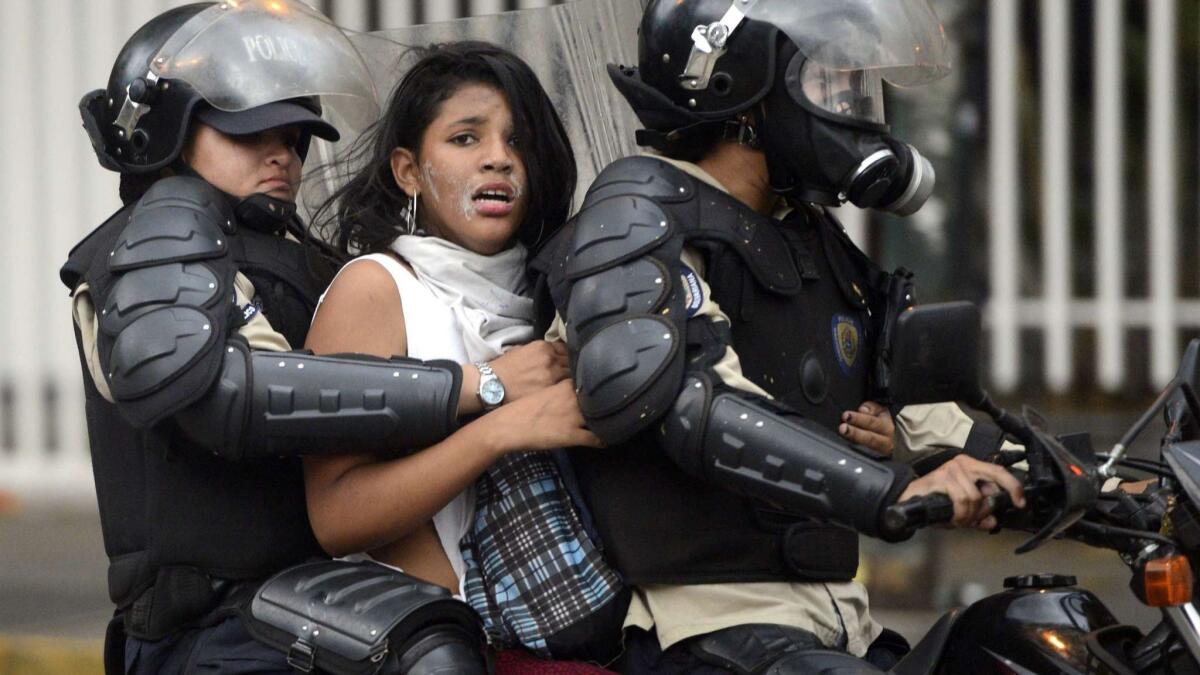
[566,256,671,344]
[99,262,226,336]
[575,316,685,443]
[564,194,676,280]
[107,306,223,426]
[109,176,233,272]
[583,156,696,207]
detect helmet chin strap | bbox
[170,162,296,234]
[235,193,297,234]
[721,112,761,149]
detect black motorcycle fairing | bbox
[936,583,1127,674]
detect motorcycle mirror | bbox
[1164,340,1200,443]
[1163,441,1200,508]
[1175,339,1200,390]
[889,302,985,407]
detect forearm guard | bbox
[176,339,462,460]
[662,374,915,538]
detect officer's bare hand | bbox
[898,455,1025,530]
[840,401,895,455]
[489,380,601,453]
[489,340,570,403]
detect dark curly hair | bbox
[313,41,576,256]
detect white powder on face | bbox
[422,158,528,224]
[420,161,443,204]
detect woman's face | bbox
[390,83,528,256]
[184,123,302,201]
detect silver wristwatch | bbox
[475,361,505,410]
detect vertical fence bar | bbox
[1148,0,1179,387]
[127,0,161,33]
[379,1,414,28]
[1,0,43,474]
[44,0,89,490]
[1095,0,1125,391]
[988,0,1020,393]
[1040,0,1072,392]
[425,0,458,22]
[332,0,370,32]
[471,0,505,16]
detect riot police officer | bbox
[532,0,1024,671]
[63,2,486,672]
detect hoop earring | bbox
[405,194,419,234]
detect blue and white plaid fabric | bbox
[460,452,622,656]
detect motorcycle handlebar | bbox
[881,491,1015,541]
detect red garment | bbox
[494,650,616,674]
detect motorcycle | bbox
[876,302,1200,675]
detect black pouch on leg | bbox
[243,560,487,675]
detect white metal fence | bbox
[0,0,1193,503]
[987,0,1195,395]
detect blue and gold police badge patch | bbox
[831,314,861,374]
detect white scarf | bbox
[389,234,535,363]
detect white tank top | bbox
[318,252,475,596]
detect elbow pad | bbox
[661,375,915,538]
[176,339,462,460]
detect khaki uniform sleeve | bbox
[894,402,1024,464]
[234,272,291,352]
[71,283,114,403]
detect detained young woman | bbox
[304,42,624,666]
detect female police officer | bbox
[63,2,491,672]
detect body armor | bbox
[533,156,916,585]
[61,177,462,638]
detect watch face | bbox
[481,378,505,406]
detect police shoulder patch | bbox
[831,313,862,374]
[680,264,704,317]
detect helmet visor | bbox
[797,60,885,123]
[148,0,379,134]
[741,0,950,87]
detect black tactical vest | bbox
[60,196,335,638]
[560,161,892,586]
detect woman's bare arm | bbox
[301,259,598,556]
[303,259,500,555]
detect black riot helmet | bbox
[608,0,781,151]
[80,0,379,175]
[609,0,950,215]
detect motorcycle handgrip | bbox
[881,493,954,540]
[881,491,1016,540]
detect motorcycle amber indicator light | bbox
[1144,555,1193,606]
[1068,463,1083,476]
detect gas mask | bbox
[761,49,935,216]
